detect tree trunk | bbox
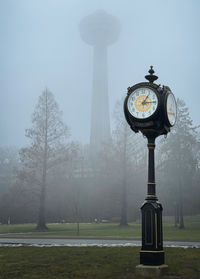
[76,218,80,236]
[120,181,128,226]
[36,182,47,230]
[36,90,48,230]
[75,197,80,235]
[179,205,184,229]
[178,179,184,229]
[120,125,128,227]
[174,202,179,227]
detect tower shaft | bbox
[90,45,110,154]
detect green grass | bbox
[0,246,199,279]
[163,222,200,241]
[0,223,141,239]
[0,216,200,241]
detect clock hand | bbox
[142,94,149,105]
[144,101,157,104]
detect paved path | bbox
[0,238,199,248]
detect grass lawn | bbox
[0,216,200,241]
[0,246,199,279]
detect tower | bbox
[79,10,120,156]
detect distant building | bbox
[79,10,120,157]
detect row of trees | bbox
[0,89,199,229]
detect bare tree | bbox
[19,88,70,230]
[112,99,145,226]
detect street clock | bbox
[124,66,177,268]
[124,66,177,138]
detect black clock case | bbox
[124,82,173,137]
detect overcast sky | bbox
[0,0,200,147]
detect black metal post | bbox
[147,137,156,200]
[140,135,165,266]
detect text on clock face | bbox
[128,88,158,119]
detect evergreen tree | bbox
[158,98,200,228]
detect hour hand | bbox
[142,94,149,105]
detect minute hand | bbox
[143,101,157,104]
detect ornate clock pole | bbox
[124,67,177,275]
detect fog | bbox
[0,0,200,147]
[0,1,200,227]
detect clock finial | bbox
[145,66,158,83]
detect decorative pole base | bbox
[140,199,164,265]
[140,250,164,266]
[136,264,168,278]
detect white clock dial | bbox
[127,88,158,119]
[166,93,177,126]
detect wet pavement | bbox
[0,238,199,248]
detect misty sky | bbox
[0,0,200,147]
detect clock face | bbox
[166,93,177,126]
[127,87,158,119]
